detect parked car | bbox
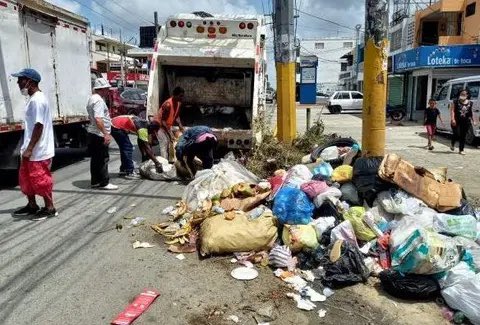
[327,91,363,114]
[434,75,480,145]
[316,92,329,105]
[108,87,147,119]
[266,89,276,103]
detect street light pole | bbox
[362,0,389,156]
[273,0,296,143]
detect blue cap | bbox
[11,68,41,82]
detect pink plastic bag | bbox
[301,180,329,199]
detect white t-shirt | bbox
[21,91,55,161]
[86,94,111,137]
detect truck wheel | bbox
[465,124,477,145]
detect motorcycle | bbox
[386,104,406,121]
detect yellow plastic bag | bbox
[331,165,353,183]
[343,207,376,242]
[200,212,278,256]
[282,224,319,253]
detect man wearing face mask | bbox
[11,68,58,220]
[450,89,476,155]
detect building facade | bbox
[389,0,480,120]
[301,38,355,94]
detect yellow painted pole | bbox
[362,0,389,156]
[276,62,296,142]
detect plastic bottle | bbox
[453,311,465,324]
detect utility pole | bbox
[120,29,126,88]
[273,0,296,143]
[362,0,389,156]
[154,12,159,33]
[354,24,362,91]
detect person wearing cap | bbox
[86,78,118,190]
[110,115,164,178]
[154,86,185,162]
[11,68,58,220]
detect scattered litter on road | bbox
[130,203,137,207]
[111,289,159,325]
[323,287,334,298]
[162,206,176,215]
[107,207,117,214]
[175,254,185,260]
[318,309,327,318]
[129,217,145,227]
[286,292,316,311]
[227,315,240,323]
[132,241,155,249]
[231,267,259,281]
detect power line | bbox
[300,45,342,63]
[297,9,360,32]
[109,2,156,26]
[89,0,140,31]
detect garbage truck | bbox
[0,0,91,170]
[146,13,267,150]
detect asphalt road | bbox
[0,117,453,325]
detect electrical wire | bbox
[110,2,157,26]
[89,0,140,31]
[297,9,360,32]
[300,45,343,63]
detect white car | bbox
[327,91,363,114]
[316,92,329,105]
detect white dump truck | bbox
[0,0,91,170]
[146,13,267,150]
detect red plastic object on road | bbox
[111,289,160,325]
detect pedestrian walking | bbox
[11,68,58,220]
[424,98,444,150]
[86,78,118,190]
[111,115,164,178]
[175,125,217,178]
[450,89,476,155]
[155,87,185,162]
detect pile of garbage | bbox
[151,140,480,324]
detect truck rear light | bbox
[186,21,192,28]
[197,26,205,33]
[247,22,254,30]
[178,21,185,28]
[239,22,246,29]
[170,21,176,27]
[219,27,227,34]
[208,27,216,34]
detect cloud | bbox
[48,0,81,14]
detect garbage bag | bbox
[343,207,376,242]
[446,199,477,219]
[184,159,260,211]
[363,208,390,237]
[301,180,329,199]
[273,187,314,225]
[390,228,463,274]
[319,240,370,288]
[284,165,313,189]
[433,213,478,240]
[330,220,358,248]
[297,246,326,270]
[282,224,319,253]
[379,270,440,300]
[313,187,342,208]
[313,217,337,241]
[331,165,353,183]
[269,245,296,269]
[454,237,480,272]
[319,146,339,161]
[377,189,425,215]
[312,162,334,181]
[139,157,180,181]
[200,212,277,256]
[311,137,359,162]
[352,157,392,206]
[442,270,480,325]
[340,183,361,205]
[314,199,344,221]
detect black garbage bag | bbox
[379,270,440,300]
[319,226,334,247]
[445,199,477,219]
[319,240,370,288]
[352,157,393,206]
[314,200,343,221]
[310,137,360,168]
[297,246,326,270]
[340,182,362,206]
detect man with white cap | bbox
[11,68,58,220]
[86,78,118,190]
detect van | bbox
[434,76,480,145]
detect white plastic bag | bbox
[377,189,425,215]
[312,217,336,241]
[139,156,179,181]
[433,214,478,239]
[183,159,260,211]
[442,272,480,325]
[330,220,358,248]
[438,262,475,289]
[313,187,342,208]
[284,165,313,189]
[320,146,339,161]
[455,236,480,272]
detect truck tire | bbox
[465,124,477,146]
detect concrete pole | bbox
[120,29,126,87]
[274,0,296,143]
[154,12,159,33]
[355,24,362,91]
[362,0,389,156]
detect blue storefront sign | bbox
[393,44,480,73]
